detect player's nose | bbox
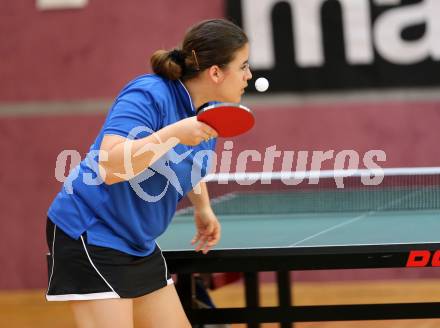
[246,67,253,80]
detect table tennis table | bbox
[157,170,440,327]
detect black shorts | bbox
[45,218,173,301]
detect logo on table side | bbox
[406,250,440,267]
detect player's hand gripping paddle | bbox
[197,103,255,137]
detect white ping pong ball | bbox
[255,77,269,92]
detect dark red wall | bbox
[0,0,223,101]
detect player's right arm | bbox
[99,118,216,185]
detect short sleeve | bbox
[103,89,162,140]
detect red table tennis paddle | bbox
[197,102,255,137]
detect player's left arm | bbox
[187,182,221,254]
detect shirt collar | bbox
[176,80,196,113]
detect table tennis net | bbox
[176,168,440,215]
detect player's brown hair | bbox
[150,19,248,81]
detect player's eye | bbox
[241,63,250,71]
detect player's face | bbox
[218,44,252,103]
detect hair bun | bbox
[169,49,186,68]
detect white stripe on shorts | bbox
[46,291,119,301]
[80,235,120,297]
[45,224,57,298]
[156,243,174,285]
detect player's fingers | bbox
[195,241,206,252]
[213,225,220,240]
[201,233,220,254]
[206,128,218,138]
[191,232,202,245]
[196,236,210,252]
[193,236,203,249]
[191,233,199,244]
[212,232,220,243]
[205,239,218,248]
[205,226,219,245]
[199,122,217,135]
[194,223,217,251]
[202,241,215,254]
[201,240,210,254]
[196,130,210,142]
[199,122,218,138]
[204,223,214,234]
[203,127,217,137]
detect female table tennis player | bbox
[45,19,252,327]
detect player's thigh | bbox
[133,284,191,328]
[71,298,133,328]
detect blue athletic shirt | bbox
[48,74,217,256]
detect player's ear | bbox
[207,65,225,84]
